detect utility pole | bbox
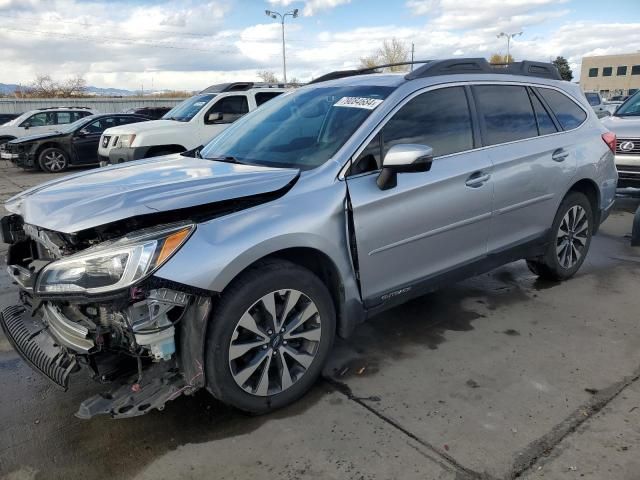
[497,31,522,62]
[411,43,415,71]
[265,8,299,83]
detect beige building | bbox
[580,52,640,98]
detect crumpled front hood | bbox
[9,131,65,144]
[5,154,299,233]
[601,115,640,138]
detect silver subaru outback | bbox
[0,59,618,418]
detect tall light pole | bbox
[497,31,522,62]
[265,8,298,83]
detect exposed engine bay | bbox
[0,214,211,419]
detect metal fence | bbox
[0,97,185,114]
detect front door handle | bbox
[465,171,491,188]
[552,148,569,162]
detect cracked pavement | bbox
[1,163,639,480]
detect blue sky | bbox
[0,0,639,90]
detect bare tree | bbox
[28,74,88,98]
[30,74,58,97]
[360,38,410,71]
[59,75,87,97]
[257,70,279,83]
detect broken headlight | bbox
[36,224,194,295]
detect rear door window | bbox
[255,91,284,106]
[473,85,538,146]
[536,88,587,130]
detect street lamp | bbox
[265,8,299,83]
[497,31,522,62]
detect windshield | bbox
[615,91,640,116]
[162,94,216,122]
[201,85,394,170]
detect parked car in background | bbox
[0,113,21,125]
[0,59,617,419]
[1,113,150,172]
[584,92,611,118]
[602,91,640,188]
[123,106,172,120]
[98,83,286,165]
[0,107,96,146]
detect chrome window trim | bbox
[338,80,590,180]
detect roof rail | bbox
[309,60,432,84]
[310,58,562,85]
[200,82,291,94]
[405,58,562,80]
[36,106,93,110]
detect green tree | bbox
[552,56,573,81]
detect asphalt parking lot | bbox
[1,162,640,480]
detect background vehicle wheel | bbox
[527,191,593,280]
[205,260,336,414]
[38,147,69,172]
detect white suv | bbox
[98,83,287,164]
[0,107,96,145]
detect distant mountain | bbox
[85,86,136,97]
[0,83,137,97]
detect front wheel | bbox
[38,147,69,172]
[205,260,336,414]
[527,191,593,280]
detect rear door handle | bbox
[552,148,569,162]
[465,171,491,188]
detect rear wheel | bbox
[38,147,69,172]
[527,192,593,280]
[205,260,335,414]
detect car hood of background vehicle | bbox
[4,154,299,233]
[602,115,640,138]
[103,119,185,135]
[9,131,66,144]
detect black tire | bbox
[527,191,593,280]
[38,147,69,172]
[205,260,336,414]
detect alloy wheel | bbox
[556,205,589,269]
[43,151,67,172]
[228,289,322,397]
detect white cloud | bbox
[266,0,350,16]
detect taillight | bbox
[602,132,616,153]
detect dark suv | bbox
[1,113,150,172]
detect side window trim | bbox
[464,85,482,149]
[529,87,562,132]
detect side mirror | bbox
[22,123,30,129]
[207,112,223,123]
[77,128,90,136]
[376,144,433,190]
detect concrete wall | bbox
[580,53,640,97]
[0,97,185,114]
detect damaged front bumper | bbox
[0,292,212,419]
[1,215,213,419]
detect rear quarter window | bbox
[536,88,587,130]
